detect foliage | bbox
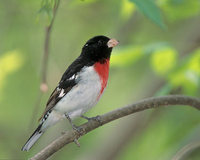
[159,0,200,22]
[130,0,166,28]
[0,0,200,159]
[0,51,24,100]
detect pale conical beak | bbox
[107,38,119,48]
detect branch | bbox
[28,0,60,130]
[30,95,200,160]
[40,0,60,90]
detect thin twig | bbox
[30,95,200,160]
[28,0,60,129]
[41,0,60,89]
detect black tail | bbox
[21,123,43,151]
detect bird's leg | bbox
[65,114,82,147]
[65,114,82,133]
[80,115,91,121]
[81,115,103,125]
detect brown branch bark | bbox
[30,95,200,160]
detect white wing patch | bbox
[69,74,78,80]
[56,87,61,91]
[58,89,65,98]
[57,74,78,99]
[69,74,75,80]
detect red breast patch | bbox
[94,59,110,98]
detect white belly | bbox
[54,66,101,119]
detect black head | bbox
[81,35,118,62]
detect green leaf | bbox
[160,0,200,22]
[71,0,97,6]
[188,49,200,75]
[37,0,58,24]
[0,50,24,101]
[130,0,166,29]
[168,49,200,95]
[150,47,177,75]
[121,0,136,20]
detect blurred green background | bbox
[0,0,200,159]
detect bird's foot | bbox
[71,124,83,147]
[74,138,80,147]
[72,124,84,134]
[81,115,103,125]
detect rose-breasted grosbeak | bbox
[22,35,119,151]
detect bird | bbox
[21,35,119,151]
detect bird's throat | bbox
[94,58,110,96]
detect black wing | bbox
[39,56,87,120]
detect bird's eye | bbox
[85,44,88,47]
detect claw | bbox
[74,139,80,147]
[81,115,103,125]
[64,114,83,147]
[72,124,84,134]
[71,125,83,147]
[92,115,103,125]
